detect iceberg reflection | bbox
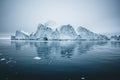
[11,41,108,60]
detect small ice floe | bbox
[0,58,5,61]
[33,56,41,60]
[81,77,85,80]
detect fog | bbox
[0,0,120,35]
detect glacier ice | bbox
[34,23,53,40]
[51,29,60,39]
[11,23,110,40]
[60,24,77,39]
[77,26,109,40]
[29,32,36,40]
[11,30,29,40]
[111,35,120,41]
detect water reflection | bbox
[11,41,30,50]
[111,41,120,47]
[11,41,109,59]
[0,40,119,80]
[35,42,53,61]
[60,44,75,58]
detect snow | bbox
[20,30,30,36]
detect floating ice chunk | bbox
[1,58,5,61]
[33,57,41,60]
[81,77,85,80]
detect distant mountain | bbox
[11,23,111,40]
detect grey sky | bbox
[0,0,120,34]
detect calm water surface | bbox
[0,40,120,80]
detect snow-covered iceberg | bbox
[34,23,53,40]
[111,35,120,41]
[60,24,77,39]
[11,30,29,40]
[51,29,60,40]
[11,23,109,40]
[77,26,109,40]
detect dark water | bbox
[0,40,120,80]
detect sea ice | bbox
[33,56,41,60]
[0,58,5,61]
[81,77,85,80]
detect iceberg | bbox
[51,29,60,40]
[77,26,98,39]
[11,22,110,41]
[11,30,29,40]
[111,35,120,41]
[77,26,109,40]
[34,24,53,40]
[29,32,36,40]
[60,24,77,39]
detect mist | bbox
[0,0,120,35]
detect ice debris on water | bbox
[81,77,85,80]
[33,56,41,60]
[1,58,5,61]
[0,57,16,64]
[6,60,16,64]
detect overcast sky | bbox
[0,0,120,34]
